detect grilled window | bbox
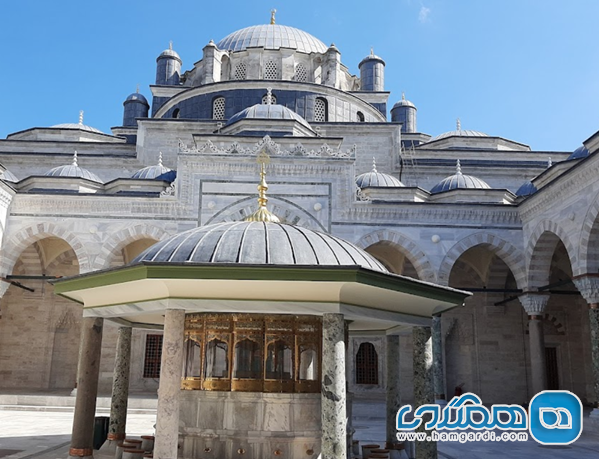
[314,97,327,122]
[234,62,247,80]
[294,63,308,82]
[262,94,277,104]
[264,60,278,80]
[143,334,163,378]
[356,342,378,384]
[213,97,226,120]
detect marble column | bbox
[519,293,549,396]
[385,334,401,449]
[431,315,446,404]
[572,275,599,415]
[105,326,132,449]
[321,313,346,459]
[154,309,185,459]
[69,317,104,459]
[413,326,436,459]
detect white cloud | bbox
[419,5,431,23]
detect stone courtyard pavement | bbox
[1,394,599,459]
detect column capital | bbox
[518,292,550,315]
[573,274,599,305]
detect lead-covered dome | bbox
[430,119,487,142]
[430,160,490,194]
[227,103,312,130]
[216,24,328,54]
[568,145,590,160]
[0,169,18,183]
[356,159,403,188]
[133,221,387,272]
[45,152,102,183]
[132,153,173,180]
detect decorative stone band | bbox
[572,274,599,305]
[69,448,93,457]
[107,433,126,441]
[518,292,550,315]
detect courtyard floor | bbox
[1,393,599,459]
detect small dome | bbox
[359,49,385,67]
[0,169,18,183]
[158,43,181,61]
[133,220,388,272]
[356,159,404,188]
[125,92,149,105]
[216,24,327,55]
[227,103,312,130]
[568,145,590,160]
[430,119,487,142]
[45,152,102,183]
[392,93,416,110]
[515,180,537,197]
[430,160,490,194]
[132,153,173,180]
[52,110,103,134]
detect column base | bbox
[99,438,122,453]
[68,447,93,459]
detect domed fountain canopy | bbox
[45,151,103,183]
[133,220,387,272]
[430,160,490,194]
[356,158,404,188]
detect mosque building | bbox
[1,12,599,459]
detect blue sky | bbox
[1,0,597,152]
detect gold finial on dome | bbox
[244,149,280,223]
[72,150,78,167]
[79,110,84,125]
[270,9,277,25]
[456,117,461,131]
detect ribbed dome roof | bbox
[52,111,103,134]
[227,103,312,130]
[0,169,18,183]
[132,153,172,179]
[217,24,327,54]
[158,43,181,61]
[359,50,385,67]
[430,160,490,194]
[125,92,149,105]
[45,152,102,183]
[430,119,487,142]
[356,159,404,188]
[52,123,103,134]
[568,145,590,160]
[515,180,537,197]
[133,221,388,272]
[392,97,416,110]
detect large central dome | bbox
[216,24,328,54]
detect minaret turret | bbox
[155,41,182,85]
[391,92,417,133]
[358,48,385,91]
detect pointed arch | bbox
[355,230,436,282]
[0,223,90,277]
[93,224,169,270]
[577,192,599,275]
[526,220,577,288]
[438,232,526,289]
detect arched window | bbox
[294,63,308,82]
[234,62,247,80]
[233,339,262,379]
[357,111,365,122]
[266,340,293,380]
[205,338,228,379]
[356,342,378,384]
[264,60,278,80]
[314,97,327,122]
[172,108,180,119]
[183,337,201,378]
[262,93,277,105]
[212,97,225,120]
[298,346,318,381]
